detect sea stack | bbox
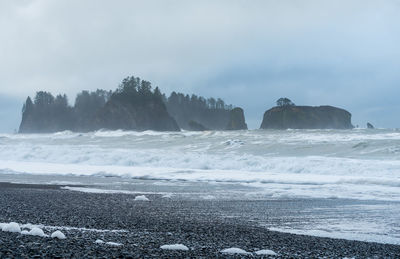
[95,94,180,132]
[226,107,248,130]
[260,101,353,130]
[367,122,374,129]
[18,77,181,133]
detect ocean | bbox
[0,129,399,244]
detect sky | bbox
[1,0,400,132]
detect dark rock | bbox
[18,78,181,133]
[165,92,233,130]
[367,122,374,129]
[260,105,354,129]
[188,120,208,131]
[225,108,247,130]
[95,95,180,132]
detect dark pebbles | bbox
[0,183,399,258]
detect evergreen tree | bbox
[22,96,34,114]
[34,91,55,107]
[276,98,295,107]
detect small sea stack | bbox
[226,107,248,130]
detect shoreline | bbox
[0,182,399,258]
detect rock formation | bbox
[94,93,180,132]
[226,107,248,130]
[19,77,180,133]
[164,92,233,130]
[260,105,353,129]
[188,120,208,131]
[367,122,374,129]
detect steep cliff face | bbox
[164,92,233,130]
[225,107,247,130]
[169,110,230,130]
[96,96,180,131]
[260,105,354,129]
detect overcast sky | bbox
[1,0,400,132]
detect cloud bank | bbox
[0,0,400,130]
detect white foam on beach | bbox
[161,193,173,198]
[26,227,48,237]
[255,249,277,255]
[220,247,249,254]
[51,230,66,239]
[1,222,48,237]
[105,241,123,247]
[134,195,149,201]
[269,227,400,245]
[94,240,123,247]
[1,222,21,233]
[1,159,400,201]
[3,221,127,234]
[1,221,132,242]
[61,186,170,196]
[160,244,189,251]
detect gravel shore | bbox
[0,182,399,258]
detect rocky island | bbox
[226,107,247,130]
[18,76,239,133]
[260,98,354,129]
[19,76,180,133]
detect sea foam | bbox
[0,129,400,201]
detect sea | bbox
[0,129,399,244]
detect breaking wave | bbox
[1,129,400,201]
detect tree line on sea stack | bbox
[19,75,354,133]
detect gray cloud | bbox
[0,0,400,131]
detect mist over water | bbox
[1,129,400,201]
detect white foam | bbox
[94,240,123,246]
[269,227,400,245]
[160,244,189,251]
[8,221,127,234]
[201,195,216,200]
[62,186,169,196]
[1,222,21,233]
[27,227,47,237]
[220,248,249,254]
[105,242,123,247]
[134,195,149,201]
[1,159,400,201]
[43,225,127,233]
[255,249,277,256]
[51,230,66,239]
